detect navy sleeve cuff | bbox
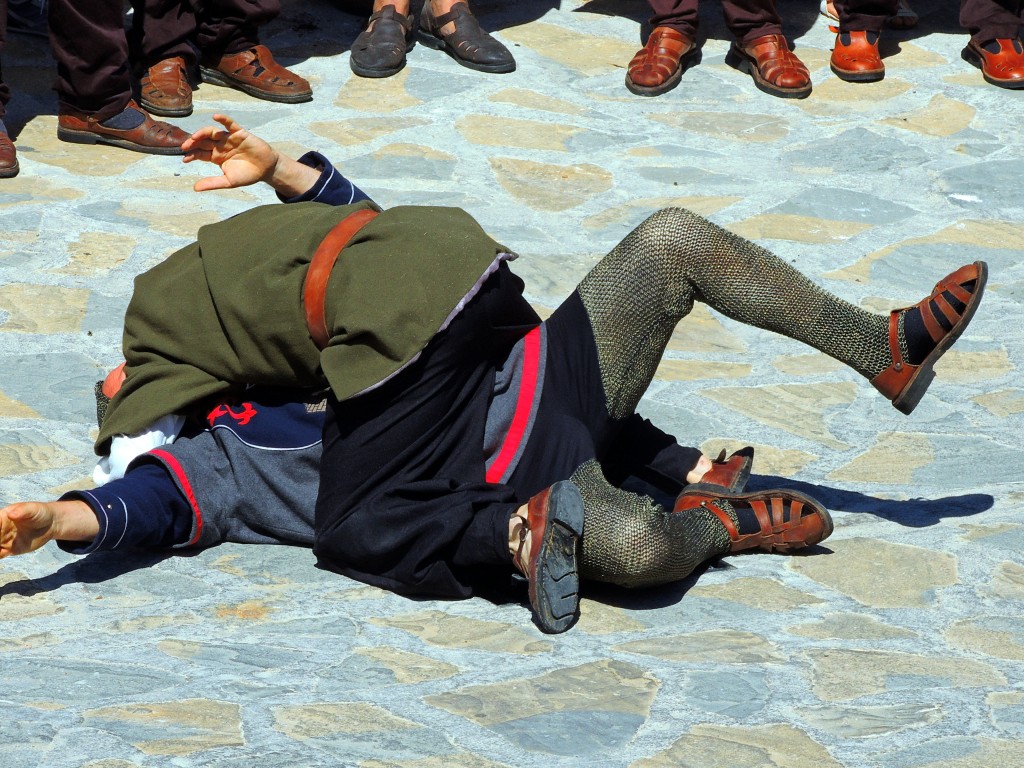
[277,151,372,206]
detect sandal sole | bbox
[350,38,416,79]
[530,480,584,634]
[199,67,314,103]
[57,126,185,155]
[892,261,988,415]
[829,62,885,82]
[139,99,194,118]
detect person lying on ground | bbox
[0,116,988,634]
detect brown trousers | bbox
[0,0,8,118]
[48,0,279,119]
[647,0,783,45]
[836,0,1022,43]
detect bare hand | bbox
[182,113,281,192]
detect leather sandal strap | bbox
[304,208,380,350]
[369,6,412,30]
[887,309,906,371]
[703,501,740,540]
[431,4,468,29]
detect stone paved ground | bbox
[1,0,1023,766]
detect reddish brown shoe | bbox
[727,34,811,98]
[830,30,885,82]
[200,45,312,103]
[962,38,1024,90]
[625,26,696,97]
[675,489,833,554]
[871,261,988,415]
[685,447,754,495]
[57,100,188,155]
[140,56,193,117]
[512,481,584,634]
[0,131,18,178]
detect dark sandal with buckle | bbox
[350,5,416,78]
[417,1,515,74]
[871,261,988,415]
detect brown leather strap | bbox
[304,208,379,350]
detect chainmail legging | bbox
[574,207,889,586]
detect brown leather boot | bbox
[140,56,193,117]
[625,26,696,97]
[57,100,189,155]
[830,30,885,82]
[727,34,811,99]
[200,45,313,103]
[674,489,833,553]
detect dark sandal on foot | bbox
[417,1,515,74]
[350,5,415,78]
[871,261,988,415]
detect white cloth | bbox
[92,414,186,485]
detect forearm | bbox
[50,500,101,543]
[265,152,323,198]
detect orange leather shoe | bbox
[830,30,884,82]
[57,100,188,155]
[140,56,193,117]
[962,38,1024,89]
[0,131,18,178]
[674,489,833,554]
[625,26,696,96]
[871,261,988,415]
[727,34,811,98]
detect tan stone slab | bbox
[894,42,949,68]
[729,213,871,243]
[361,755,513,768]
[18,116,150,176]
[0,442,82,477]
[944,72,989,88]
[650,112,790,143]
[795,78,914,116]
[0,232,38,259]
[157,639,203,660]
[700,382,857,450]
[310,117,431,147]
[274,702,419,738]
[632,723,843,768]
[213,599,276,621]
[456,115,582,151]
[576,599,647,635]
[489,88,586,116]
[988,561,1024,600]
[82,761,143,768]
[961,523,1024,542]
[53,232,137,276]
[335,68,423,112]
[700,439,817,477]
[501,22,636,76]
[0,283,90,334]
[795,46,831,72]
[370,610,552,654]
[934,349,1014,383]
[878,738,1024,767]
[772,353,844,377]
[667,304,748,355]
[655,359,752,382]
[616,629,784,664]
[322,584,392,601]
[47,475,97,496]
[827,432,933,484]
[796,702,942,738]
[354,647,459,684]
[988,691,1024,707]
[583,197,742,230]
[426,659,658,726]
[825,220,1024,282]
[369,143,455,162]
[489,157,612,211]
[0,631,60,652]
[790,537,957,607]
[689,577,825,613]
[882,94,976,137]
[84,699,243,755]
[947,618,1024,661]
[0,177,82,208]
[805,648,1004,701]
[973,388,1024,417]
[0,390,39,418]
[789,613,916,640]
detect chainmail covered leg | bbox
[572,460,731,588]
[578,207,891,420]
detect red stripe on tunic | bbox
[150,448,204,546]
[486,326,541,484]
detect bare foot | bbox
[508,504,530,571]
[0,500,98,558]
[686,454,713,485]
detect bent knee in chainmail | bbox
[571,460,730,589]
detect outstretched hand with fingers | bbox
[0,502,59,558]
[182,113,281,192]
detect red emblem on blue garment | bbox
[206,401,258,427]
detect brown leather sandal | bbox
[871,261,988,415]
[676,489,833,554]
[418,1,515,74]
[625,26,696,97]
[683,447,755,495]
